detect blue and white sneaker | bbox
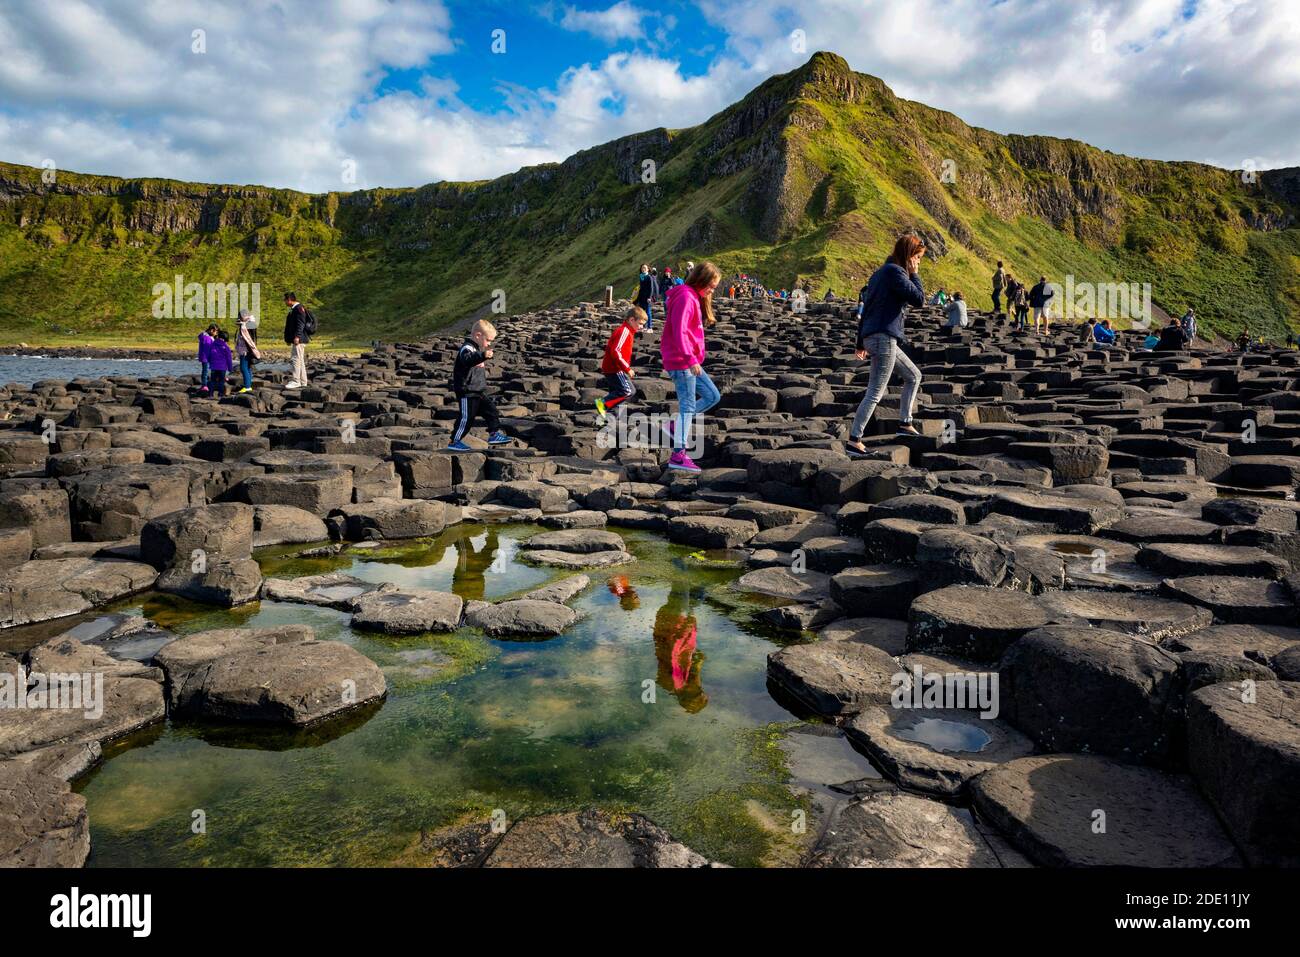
[446,441,472,452]
[487,431,511,445]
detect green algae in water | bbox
[77,524,814,868]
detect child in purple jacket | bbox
[208,329,234,397]
[197,324,218,392]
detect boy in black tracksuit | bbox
[448,319,511,450]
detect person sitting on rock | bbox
[1093,319,1117,347]
[847,234,926,454]
[1143,331,1160,350]
[447,319,512,451]
[944,291,967,328]
[596,305,646,425]
[1079,318,1097,342]
[1235,326,1251,351]
[929,288,948,307]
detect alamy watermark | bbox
[891,664,999,719]
[152,275,261,320]
[1049,276,1153,328]
[1,671,104,719]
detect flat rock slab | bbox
[767,639,899,717]
[830,565,923,620]
[260,572,394,610]
[171,639,386,726]
[154,625,314,709]
[538,510,607,529]
[466,599,579,638]
[735,566,831,602]
[342,498,448,541]
[816,617,909,656]
[0,558,158,628]
[970,754,1240,867]
[1138,542,1290,580]
[522,529,626,554]
[0,762,89,867]
[666,515,759,549]
[251,504,330,547]
[481,809,713,868]
[1037,590,1212,640]
[520,575,591,605]
[519,548,634,569]
[908,586,1065,662]
[0,675,165,758]
[1161,623,1298,691]
[1160,575,1296,625]
[1000,625,1181,765]
[844,707,1034,796]
[1186,681,1300,866]
[806,788,1028,868]
[350,589,464,634]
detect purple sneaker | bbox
[668,450,701,473]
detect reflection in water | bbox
[606,575,641,611]
[452,527,501,603]
[651,580,708,714]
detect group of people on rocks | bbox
[193,291,313,396]
[633,262,697,330]
[991,263,1057,334]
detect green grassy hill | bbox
[2,51,1297,349]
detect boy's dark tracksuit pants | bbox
[452,391,501,442]
[602,372,636,410]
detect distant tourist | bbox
[847,234,926,454]
[1157,318,1189,351]
[1010,278,1029,330]
[197,323,218,393]
[661,261,724,473]
[650,267,661,304]
[1028,276,1054,334]
[823,288,835,301]
[1143,332,1160,350]
[1093,319,1117,347]
[1236,326,1251,351]
[992,261,1006,313]
[1079,318,1097,343]
[635,264,655,332]
[282,292,311,389]
[208,329,233,397]
[945,291,967,328]
[1181,307,1197,343]
[1288,333,1295,350]
[235,309,261,393]
[929,288,948,307]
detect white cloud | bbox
[556,2,647,43]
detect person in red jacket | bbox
[595,305,646,424]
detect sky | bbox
[0,0,1295,193]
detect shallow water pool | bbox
[74,524,826,867]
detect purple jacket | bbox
[198,332,214,364]
[208,338,233,372]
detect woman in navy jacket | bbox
[848,235,926,452]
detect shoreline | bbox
[0,344,362,362]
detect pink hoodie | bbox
[660,283,707,372]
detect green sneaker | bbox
[594,397,608,425]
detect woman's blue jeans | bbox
[239,355,254,390]
[668,367,721,451]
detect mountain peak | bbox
[781,51,891,107]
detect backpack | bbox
[301,306,318,336]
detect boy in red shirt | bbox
[595,305,646,424]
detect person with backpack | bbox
[992,261,1006,314]
[846,235,927,453]
[1181,308,1197,344]
[283,291,313,389]
[1028,276,1054,334]
[235,309,262,393]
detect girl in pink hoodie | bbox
[660,261,722,472]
